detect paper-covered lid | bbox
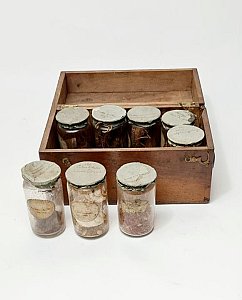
[161,110,195,127]
[127,106,161,123]
[167,125,204,145]
[55,107,89,125]
[21,160,61,187]
[92,105,126,123]
[65,161,106,187]
[117,162,157,187]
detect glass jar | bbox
[127,106,163,147]
[167,125,205,147]
[161,109,196,130]
[92,104,127,148]
[65,161,109,238]
[56,107,93,149]
[21,160,66,237]
[116,162,157,237]
[161,110,196,146]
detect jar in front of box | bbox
[55,107,93,149]
[127,106,163,147]
[92,105,127,148]
[116,162,157,237]
[21,160,66,237]
[167,125,205,147]
[65,161,109,238]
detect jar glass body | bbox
[162,111,196,146]
[92,118,128,148]
[117,182,155,236]
[128,120,163,147]
[167,140,203,147]
[57,121,93,149]
[22,178,65,237]
[67,180,109,238]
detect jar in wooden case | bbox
[92,104,127,148]
[55,107,93,149]
[167,125,205,147]
[161,110,196,130]
[127,106,163,147]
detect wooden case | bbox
[39,69,215,205]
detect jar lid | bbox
[55,107,89,125]
[92,105,126,123]
[117,162,157,188]
[127,106,161,123]
[21,160,61,187]
[167,125,205,145]
[161,110,195,127]
[65,161,106,187]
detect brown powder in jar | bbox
[118,183,155,236]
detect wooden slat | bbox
[65,69,193,93]
[202,108,214,150]
[39,72,67,151]
[57,90,193,109]
[191,69,205,104]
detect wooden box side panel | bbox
[191,69,205,105]
[202,108,214,149]
[61,91,194,109]
[65,69,193,93]
[39,148,214,205]
[40,72,67,150]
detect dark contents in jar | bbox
[128,121,161,147]
[93,120,128,148]
[57,122,93,149]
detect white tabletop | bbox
[0,1,242,299]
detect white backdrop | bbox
[0,1,242,299]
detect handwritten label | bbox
[72,201,99,222]
[122,200,149,214]
[27,199,55,219]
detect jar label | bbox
[27,199,55,219]
[72,201,100,222]
[122,200,149,213]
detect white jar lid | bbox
[167,125,204,145]
[127,106,161,123]
[21,160,61,187]
[65,161,106,187]
[55,107,89,125]
[161,110,195,127]
[92,105,126,123]
[117,162,157,187]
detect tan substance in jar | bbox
[68,182,109,238]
